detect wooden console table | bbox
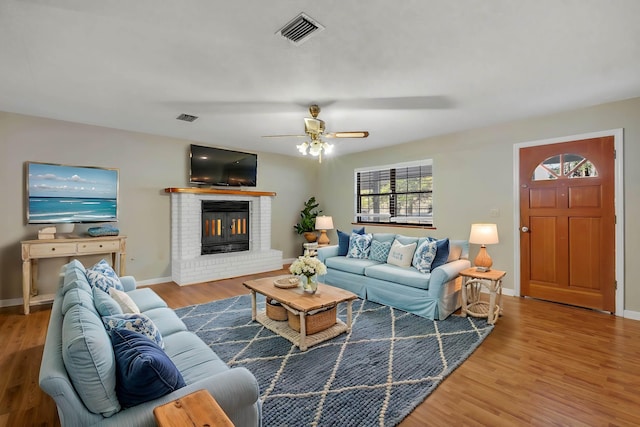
[20,235,126,314]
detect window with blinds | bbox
[355,160,433,226]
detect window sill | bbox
[352,222,436,230]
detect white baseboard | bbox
[500,287,516,297]
[623,310,640,321]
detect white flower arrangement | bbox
[289,255,327,277]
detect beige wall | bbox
[0,112,316,302]
[318,97,640,313]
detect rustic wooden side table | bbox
[153,389,233,427]
[459,267,507,325]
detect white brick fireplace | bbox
[166,188,283,285]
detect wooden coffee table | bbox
[243,276,357,351]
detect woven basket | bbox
[287,306,336,335]
[266,300,287,321]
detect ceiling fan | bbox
[263,104,369,163]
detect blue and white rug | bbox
[175,294,493,427]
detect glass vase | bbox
[302,274,318,294]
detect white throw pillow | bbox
[386,239,417,267]
[109,287,141,314]
[447,243,463,262]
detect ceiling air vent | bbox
[176,113,198,122]
[277,13,325,46]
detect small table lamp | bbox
[469,223,499,270]
[315,215,334,247]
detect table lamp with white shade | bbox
[315,215,334,246]
[469,223,499,271]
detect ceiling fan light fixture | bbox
[309,140,323,156]
[296,139,330,162]
[296,142,309,155]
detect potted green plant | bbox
[294,197,322,243]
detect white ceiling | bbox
[2,1,640,158]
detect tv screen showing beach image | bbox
[27,162,118,224]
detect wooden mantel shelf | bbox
[164,187,276,197]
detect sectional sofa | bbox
[39,260,261,427]
[318,233,471,320]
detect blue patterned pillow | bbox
[86,259,124,292]
[369,240,392,262]
[412,239,438,273]
[90,259,120,277]
[110,328,185,408]
[347,233,372,259]
[102,313,164,349]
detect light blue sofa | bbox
[318,234,471,320]
[39,260,261,427]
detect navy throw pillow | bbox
[429,237,450,269]
[110,328,186,408]
[337,227,365,256]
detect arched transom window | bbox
[532,153,598,181]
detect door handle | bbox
[521,226,529,233]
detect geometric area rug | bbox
[175,294,493,427]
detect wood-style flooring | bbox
[1,267,639,426]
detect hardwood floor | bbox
[2,267,639,426]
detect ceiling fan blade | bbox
[324,131,369,138]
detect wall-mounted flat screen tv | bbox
[189,144,257,187]
[26,162,119,224]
